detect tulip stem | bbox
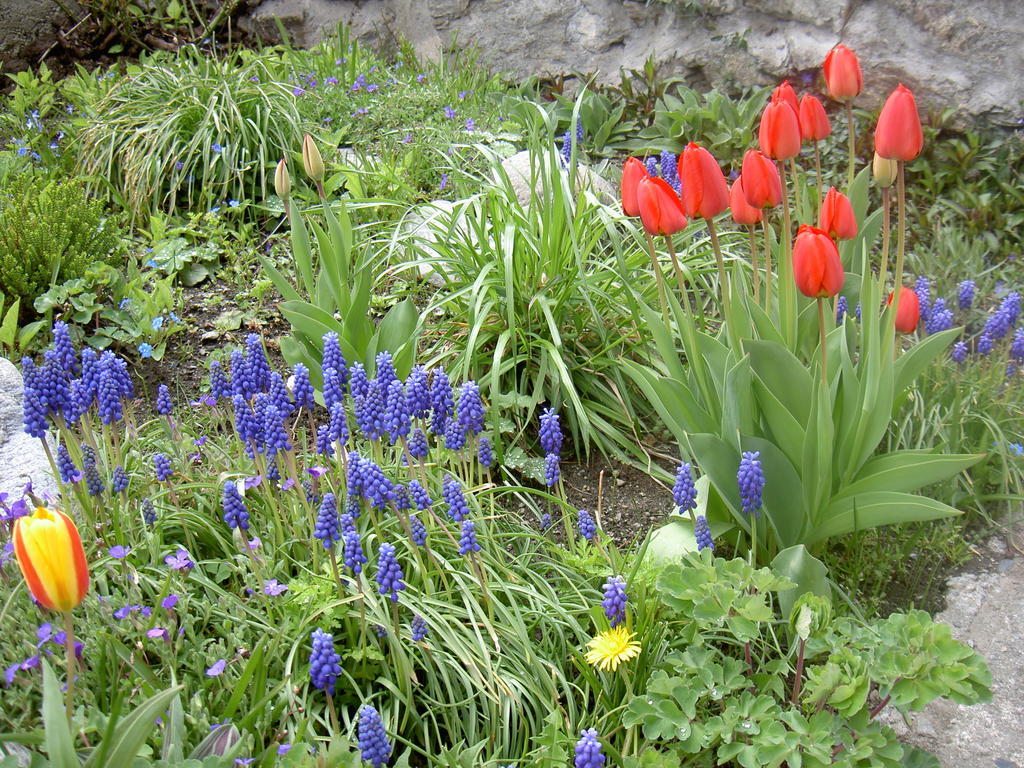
[644,231,671,328]
[779,163,796,348]
[845,102,856,190]
[761,220,774,311]
[878,187,891,288]
[817,298,828,382]
[813,142,823,209]
[748,225,760,303]
[62,611,76,728]
[891,161,907,323]
[704,220,731,325]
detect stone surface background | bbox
[0,357,55,502]
[244,0,1024,126]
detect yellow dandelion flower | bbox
[584,626,641,672]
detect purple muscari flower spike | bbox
[539,407,562,456]
[375,543,405,602]
[695,515,714,551]
[576,116,584,145]
[560,129,573,164]
[268,372,294,416]
[244,335,272,393]
[230,350,252,398]
[291,363,315,410]
[209,360,231,401]
[407,427,429,459]
[37,353,71,419]
[539,512,552,530]
[84,462,104,497]
[233,395,260,449]
[405,365,431,418]
[112,465,129,493]
[315,424,335,457]
[477,437,493,468]
[156,384,172,415]
[836,295,848,323]
[22,381,49,438]
[602,575,627,627]
[340,511,357,537]
[308,629,342,694]
[360,460,394,510]
[154,453,173,482]
[411,614,428,642]
[63,380,87,425]
[574,728,606,768]
[322,367,344,410]
[314,493,341,548]
[349,362,369,400]
[660,150,680,193]
[459,519,481,555]
[951,340,968,363]
[262,404,292,458]
[456,381,485,437]
[442,475,470,522]
[409,479,432,510]
[983,307,1012,341]
[672,462,697,512]
[346,453,365,497]
[52,321,79,375]
[978,333,993,355]
[355,380,387,442]
[1003,291,1021,327]
[321,332,348,391]
[737,450,765,516]
[393,483,411,511]
[343,529,367,574]
[958,280,976,311]
[375,351,397,399]
[385,379,411,444]
[444,415,466,451]
[111,354,134,400]
[1011,328,1024,361]
[56,445,77,484]
[925,297,954,335]
[645,156,659,178]
[222,480,250,530]
[78,349,100,410]
[357,705,392,768]
[854,302,862,321]
[328,401,349,445]
[266,461,280,483]
[544,453,560,487]
[430,369,454,434]
[410,515,427,546]
[578,509,597,541]
[914,276,931,322]
[142,498,157,525]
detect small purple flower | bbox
[439,173,449,191]
[951,340,969,363]
[147,627,169,640]
[376,542,405,602]
[443,105,457,119]
[165,549,194,571]
[108,545,129,559]
[162,594,179,610]
[263,579,288,596]
[411,614,428,642]
[309,629,342,693]
[672,462,697,513]
[206,659,227,677]
[212,143,223,153]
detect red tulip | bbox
[823,44,863,101]
[772,80,800,118]
[799,94,831,142]
[729,175,763,226]
[875,84,923,161]
[793,225,844,298]
[818,187,858,240]
[740,150,783,209]
[636,176,688,236]
[888,286,920,333]
[758,95,801,160]
[621,156,648,217]
[680,142,729,220]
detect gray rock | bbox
[247,0,1024,127]
[0,356,56,502]
[500,150,616,208]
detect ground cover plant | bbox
[1,25,1021,768]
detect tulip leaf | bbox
[40,661,77,768]
[810,492,962,545]
[894,327,959,395]
[838,451,985,498]
[88,685,183,768]
[772,545,830,620]
[744,339,812,426]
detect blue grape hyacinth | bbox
[156,384,172,416]
[411,614,428,642]
[601,575,627,628]
[836,295,848,323]
[410,515,427,547]
[456,381,485,437]
[343,529,368,574]
[737,451,765,516]
[291,363,315,410]
[209,360,231,401]
[695,514,714,551]
[958,280,975,310]
[154,453,173,482]
[409,479,433,510]
[308,629,342,694]
[111,465,128,493]
[544,453,560,487]
[459,519,481,555]
[56,444,77,484]
[357,705,392,768]
[578,509,597,541]
[315,493,341,549]
[376,543,405,602]
[574,729,606,768]
[672,462,697,513]
[951,340,968,363]
[442,475,470,522]
[222,480,250,531]
[477,436,493,468]
[539,407,562,456]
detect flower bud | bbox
[620,156,648,218]
[636,176,688,236]
[818,187,858,240]
[274,158,291,200]
[793,225,844,299]
[874,84,923,162]
[302,133,324,183]
[872,152,898,188]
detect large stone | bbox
[0,0,78,73]
[0,357,56,502]
[246,0,1024,127]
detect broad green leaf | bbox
[771,545,830,620]
[93,686,182,768]
[838,451,985,498]
[40,661,77,768]
[894,328,959,395]
[810,492,963,544]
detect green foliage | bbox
[622,552,990,768]
[0,172,123,314]
[0,290,45,355]
[75,46,302,219]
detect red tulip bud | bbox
[888,286,920,333]
[875,84,923,162]
[621,156,648,218]
[680,142,729,220]
[793,225,844,299]
[818,187,858,240]
[772,80,800,118]
[823,44,863,102]
[758,95,802,160]
[799,94,831,143]
[740,150,783,209]
[636,176,688,236]
[729,175,763,226]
